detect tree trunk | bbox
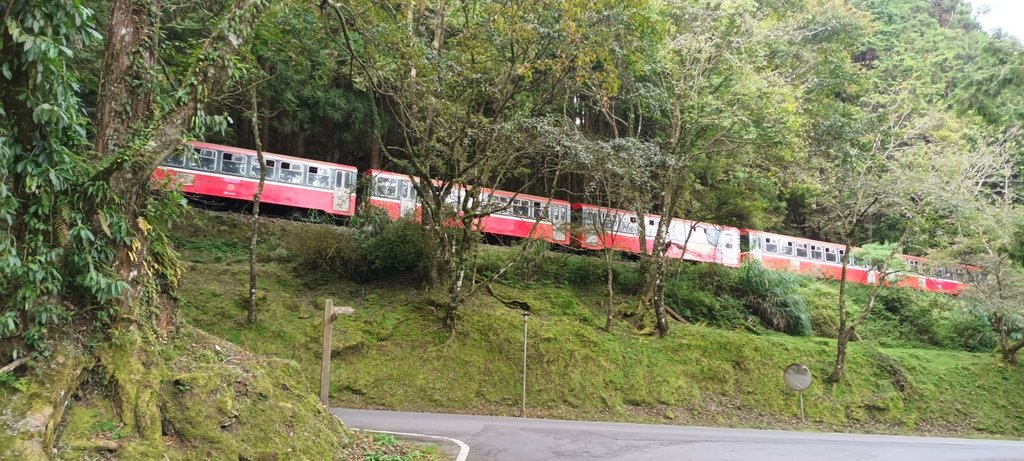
[261,61,272,150]
[995,314,1024,364]
[248,87,267,325]
[831,329,850,382]
[649,184,682,337]
[94,0,155,157]
[605,250,614,331]
[828,242,853,383]
[652,256,670,336]
[370,135,382,170]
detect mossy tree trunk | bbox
[605,249,615,331]
[995,313,1024,364]
[248,87,268,325]
[1,1,270,457]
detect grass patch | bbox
[175,210,1024,438]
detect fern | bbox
[738,261,812,336]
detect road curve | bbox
[332,408,1024,461]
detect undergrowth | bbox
[172,210,1022,438]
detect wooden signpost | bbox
[321,298,355,406]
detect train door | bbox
[333,169,354,213]
[552,205,568,242]
[399,180,417,217]
[721,230,740,266]
[645,216,659,254]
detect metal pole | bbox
[320,298,334,406]
[799,390,805,423]
[522,313,529,418]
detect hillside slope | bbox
[174,211,1024,438]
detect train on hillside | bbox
[152,141,973,295]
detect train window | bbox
[825,248,838,263]
[512,199,529,217]
[190,149,217,171]
[552,205,568,224]
[795,243,808,258]
[618,215,638,235]
[163,151,186,167]
[334,170,348,189]
[781,241,794,256]
[219,152,247,176]
[810,245,823,260]
[602,212,617,232]
[531,202,546,220]
[373,176,399,199]
[278,161,305,184]
[706,227,721,246]
[490,195,510,213]
[764,237,778,254]
[249,158,275,180]
[304,166,331,189]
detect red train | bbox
[153,141,971,294]
[364,170,572,245]
[153,141,358,217]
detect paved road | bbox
[332,408,1024,461]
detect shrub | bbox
[664,278,746,328]
[938,307,997,352]
[348,205,394,235]
[362,219,429,278]
[737,261,812,336]
[284,224,366,276]
[877,289,942,346]
[798,283,840,338]
[611,263,643,294]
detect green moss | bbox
[175,210,1024,438]
[50,326,354,460]
[0,339,93,460]
[97,328,163,442]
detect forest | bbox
[2,0,1024,459]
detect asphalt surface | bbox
[332,408,1024,461]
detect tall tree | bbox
[326,0,659,328]
[573,138,660,331]
[0,0,293,453]
[630,0,853,336]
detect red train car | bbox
[741,229,970,294]
[153,141,358,217]
[570,204,742,268]
[365,169,421,220]
[366,170,571,245]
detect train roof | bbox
[573,203,739,231]
[365,169,569,205]
[190,141,357,171]
[743,228,977,272]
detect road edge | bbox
[353,428,470,461]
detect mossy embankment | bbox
[173,210,1024,438]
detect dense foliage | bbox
[3,0,1024,423]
